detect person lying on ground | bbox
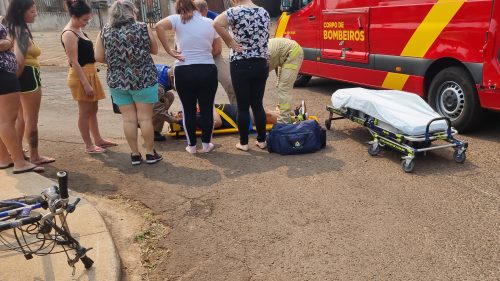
[171,103,281,130]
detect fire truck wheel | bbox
[294,74,312,87]
[428,66,484,132]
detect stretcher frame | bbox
[326,105,468,172]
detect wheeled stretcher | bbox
[325,88,468,172]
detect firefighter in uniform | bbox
[268,38,304,124]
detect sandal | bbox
[13,165,44,174]
[95,140,118,148]
[31,156,56,165]
[0,163,14,169]
[85,145,106,154]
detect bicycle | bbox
[0,171,94,275]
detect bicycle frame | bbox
[0,171,93,272]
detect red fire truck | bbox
[277,0,500,131]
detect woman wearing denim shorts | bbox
[95,0,162,165]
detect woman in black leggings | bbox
[214,0,270,151]
[174,64,218,149]
[156,0,222,153]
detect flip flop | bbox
[0,163,14,169]
[96,140,118,148]
[13,165,45,174]
[85,145,106,154]
[31,157,56,165]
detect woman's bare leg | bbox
[135,103,155,154]
[77,101,95,149]
[0,92,37,170]
[119,104,140,155]
[20,88,54,164]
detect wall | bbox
[0,0,108,31]
[0,0,8,16]
[30,10,108,31]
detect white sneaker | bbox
[255,141,267,149]
[185,145,197,154]
[235,143,249,152]
[200,143,215,153]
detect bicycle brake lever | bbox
[67,198,81,213]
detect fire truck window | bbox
[301,0,313,6]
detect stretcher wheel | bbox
[325,119,332,130]
[368,143,380,156]
[401,159,414,173]
[453,150,466,163]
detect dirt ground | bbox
[30,31,500,281]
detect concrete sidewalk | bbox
[0,169,120,281]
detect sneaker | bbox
[154,131,167,142]
[131,153,143,165]
[146,150,163,164]
[255,141,267,149]
[200,143,215,153]
[236,143,249,152]
[185,145,197,154]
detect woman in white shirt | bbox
[156,0,222,154]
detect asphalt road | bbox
[33,62,500,281]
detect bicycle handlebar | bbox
[57,171,69,200]
[0,213,42,232]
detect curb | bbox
[0,170,121,281]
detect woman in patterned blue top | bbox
[95,0,162,165]
[213,0,270,152]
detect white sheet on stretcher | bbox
[331,88,449,136]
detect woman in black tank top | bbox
[61,0,116,154]
[61,29,95,67]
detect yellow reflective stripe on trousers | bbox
[289,44,301,59]
[381,0,465,90]
[283,63,298,70]
[279,103,291,110]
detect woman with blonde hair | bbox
[61,0,117,153]
[156,0,222,154]
[96,0,162,165]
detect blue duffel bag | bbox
[267,119,326,155]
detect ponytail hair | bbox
[66,0,92,18]
[176,0,197,24]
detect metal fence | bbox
[136,0,162,27]
[31,0,107,30]
[34,0,65,13]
